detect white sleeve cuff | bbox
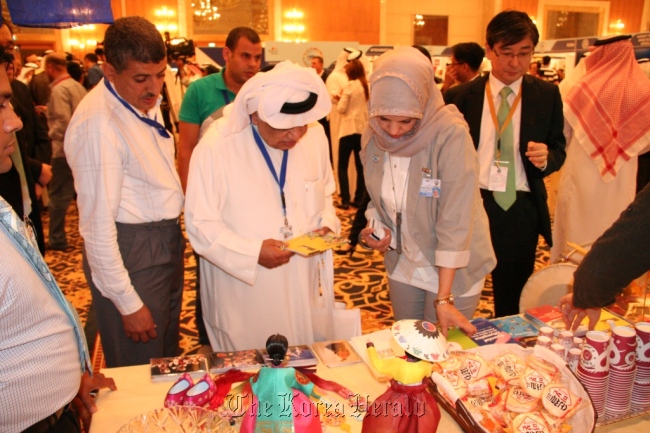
[434,249,470,269]
[111,288,145,316]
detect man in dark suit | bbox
[0,19,51,254]
[444,10,566,317]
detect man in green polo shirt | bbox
[178,27,262,190]
[178,27,262,353]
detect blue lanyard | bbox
[251,125,289,216]
[221,89,231,105]
[0,198,91,374]
[104,79,170,139]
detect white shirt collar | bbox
[489,73,523,98]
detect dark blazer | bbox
[10,80,48,254]
[444,73,566,245]
[11,80,51,164]
[320,69,330,84]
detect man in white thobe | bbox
[185,61,340,351]
[551,37,650,262]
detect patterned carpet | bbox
[42,197,551,369]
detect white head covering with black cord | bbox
[223,60,332,136]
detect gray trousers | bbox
[83,218,185,368]
[48,157,75,248]
[388,277,481,323]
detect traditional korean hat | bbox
[391,319,449,362]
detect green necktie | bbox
[494,86,516,210]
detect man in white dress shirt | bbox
[0,45,115,433]
[65,17,185,367]
[185,61,340,351]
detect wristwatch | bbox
[434,294,455,307]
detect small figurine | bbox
[362,320,449,433]
[240,334,322,433]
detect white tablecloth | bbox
[89,362,649,433]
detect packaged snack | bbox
[505,387,540,413]
[520,366,554,399]
[510,411,551,433]
[458,353,494,382]
[542,383,583,420]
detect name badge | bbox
[420,178,441,198]
[488,163,508,192]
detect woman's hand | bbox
[360,227,392,253]
[435,303,477,338]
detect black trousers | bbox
[481,189,539,318]
[22,405,80,433]
[194,250,210,346]
[337,134,365,205]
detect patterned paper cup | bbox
[635,322,650,367]
[539,327,554,339]
[609,326,637,368]
[580,331,610,373]
[559,330,573,348]
[572,337,583,349]
[551,343,566,360]
[577,365,608,419]
[536,335,552,349]
[567,348,581,372]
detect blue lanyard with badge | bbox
[251,125,293,239]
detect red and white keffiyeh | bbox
[564,40,650,182]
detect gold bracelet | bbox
[434,294,455,306]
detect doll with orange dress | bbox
[362,320,449,433]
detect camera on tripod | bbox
[164,32,196,60]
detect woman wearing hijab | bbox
[359,47,495,336]
[337,58,369,210]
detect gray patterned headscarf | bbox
[363,46,467,157]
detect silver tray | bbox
[595,406,650,427]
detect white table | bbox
[89,361,463,433]
[89,363,649,432]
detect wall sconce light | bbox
[155,6,175,19]
[283,8,306,42]
[414,14,424,28]
[155,6,178,32]
[69,25,98,52]
[609,19,625,33]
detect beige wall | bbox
[382,0,492,46]
[6,0,650,60]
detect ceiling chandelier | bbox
[191,1,221,23]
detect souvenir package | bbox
[430,344,596,433]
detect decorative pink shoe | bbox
[164,373,194,408]
[183,374,217,407]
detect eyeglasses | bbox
[492,48,534,61]
[446,62,465,67]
